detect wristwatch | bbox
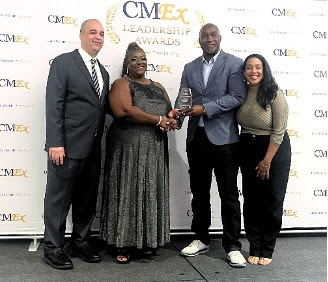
[203,106,207,116]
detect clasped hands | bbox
[158,116,178,132]
[159,105,205,132]
[168,105,205,119]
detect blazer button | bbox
[252,134,255,138]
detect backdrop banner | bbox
[0,0,327,236]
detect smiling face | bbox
[244,57,264,89]
[127,49,147,78]
[199,24,221,61]
[80,19,104,58]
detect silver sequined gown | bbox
[100,79,171,249]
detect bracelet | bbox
[261,162,268,168]
[156,115,162,127]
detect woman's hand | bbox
[159,116,178,132]
[168,109,181,119]
[255,161,271,180]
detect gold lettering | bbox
[159,4,175,20]
[15,125,30,133]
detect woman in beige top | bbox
[236,54,291,266]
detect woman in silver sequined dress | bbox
[100,42,177,263]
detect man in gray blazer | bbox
[176,23,247,267]
[43,19,110,270]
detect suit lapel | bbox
[72,50,99,98]
[98,62,109,103]
[195,57,205,92]
[205,50,227,90]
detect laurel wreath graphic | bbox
[106,4,120,44]
[194,10,206,48]
[195,10,206,27]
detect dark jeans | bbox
[240,132,291,258]
[186,127,242,252]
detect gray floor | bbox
[0,235,326,282]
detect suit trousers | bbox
[240,132,291,258]
[186,127,242,252]
[43,141,101,254]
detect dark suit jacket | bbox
[45,49,110,159]
[177,50,247,145]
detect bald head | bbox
[80,19,101,33]
[199,23,221,61]
[79,19,104,57]
[199,23,220,38]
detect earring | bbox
[243,77,249,85]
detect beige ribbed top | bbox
[236,89,289,145]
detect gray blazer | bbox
[178,50,247,145]
[45,49,110,159]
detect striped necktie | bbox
[91,59,101,98]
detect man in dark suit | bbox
[174,23,247,267]
[43,19,110,270]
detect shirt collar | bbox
[202,49,220,64]
[78,48,97,64]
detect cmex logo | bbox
[0,169,28,177]
[0,213,26,222]
[283,209,298,217]
[0,124,30,133]
[314,110,327,117]
[147,64,172,73]
[314,150,327,158]
[272,8,296,17]
[314,71,327,78]
[282,89,299,98]
[0,79,30,89]
[273,49,298,58]
[313,31,327,39]
[231,26,256,36]
[287,130,299,138]
[123,1,189,24]
[0,34,29,44]
[48,15,78,26]
[314,189,327,197]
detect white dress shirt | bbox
[78,48,104,96]
[198,50,220,127]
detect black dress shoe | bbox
[43,250,73,270]
[71,242,101,263]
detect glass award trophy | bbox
[177,88,192,110]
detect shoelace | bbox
[189,240,200,247]
[229,251,239,257]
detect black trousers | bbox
[240,132,291,258]
[43,142,101,254]
[186,127,242,252]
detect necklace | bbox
[125,75,149,84]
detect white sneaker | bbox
[180,240,209,257]
[227,250,246,267]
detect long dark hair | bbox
[121,42,144,77]
[243,54,279,109]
